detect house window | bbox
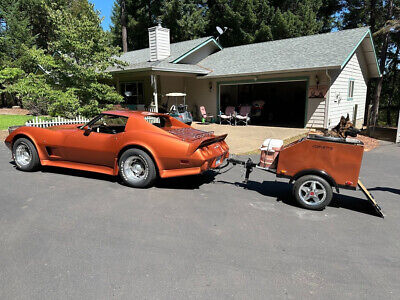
[120,82,144,105]
[348,79,355,100]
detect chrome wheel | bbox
[15,143,32,167]
[298,180,327,206]
[123,155,148,182]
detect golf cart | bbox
[165,92,193,125]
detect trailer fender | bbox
[290,169,339,193]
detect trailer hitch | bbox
[227,158,257,184]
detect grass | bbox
[0,115,33,130]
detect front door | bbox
[63,114,128,167]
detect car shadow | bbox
[156,170,217,190]
[217,179,381,218]
[39,166,119,183]
[24,162,217,190]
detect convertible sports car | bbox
[4,111,229,188]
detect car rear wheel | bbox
[293,175,333,210]
[119,148,157,188]
[12,137,40,171]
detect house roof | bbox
[107,36,214,75]
[199,27,380,78]
[108,27,380,79]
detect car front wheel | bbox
[119,148,157,188]
[12,137,40,171]
[293,175,333,210]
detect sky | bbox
[89,0,113,31]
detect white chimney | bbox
[148,24,170,61]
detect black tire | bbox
[293,175,333,210]
[186,122,192,126]
[119,148,157,188]
[12,137,40,171]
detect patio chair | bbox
[235,105,251,125]
[199,106,213,123]
[219,106,235,125]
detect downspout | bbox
[324,69,331,129]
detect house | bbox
[108,25,380,128]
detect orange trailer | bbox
[227,134,384,217]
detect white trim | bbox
[198,65,341,79]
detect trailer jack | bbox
[227,158,276,184]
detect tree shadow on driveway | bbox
[217,179,382,217]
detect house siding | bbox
[327,49,368,128]
[306,98,326,128]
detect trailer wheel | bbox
[293,175,333,210]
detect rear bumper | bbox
[159,151,229,178]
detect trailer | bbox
[227,134,384,218]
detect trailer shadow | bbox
[368,187,400,196]
[219,179,381,217]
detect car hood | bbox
[47,124,84,131]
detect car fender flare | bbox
[291,169,339,192]
[117,143,162,175]
[12,132,46,161]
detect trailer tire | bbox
[293,175,333,210]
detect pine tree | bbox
[110,0,163,51]
[161,0,208,43]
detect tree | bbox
[0,0,123,117]
[121,0,128,52]
[341,0,400,128]
[206,0,274,47]
[370,0,394,129]
[110,0,163,50]
[109,0,338,49]
[161,0,208,43]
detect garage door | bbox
[219,80,307,128]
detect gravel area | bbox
[0,130,8,142]
[0,108,30,115]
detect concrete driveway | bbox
[0,143,399,299]
[192,123,308,154]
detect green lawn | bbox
[0,115,33,130]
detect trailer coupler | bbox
[227,158,257,184]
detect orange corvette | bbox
[4,111,229,188]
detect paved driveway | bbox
[0,143,399,299]
[192,123,308,154]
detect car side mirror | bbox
[83,127,92,136]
